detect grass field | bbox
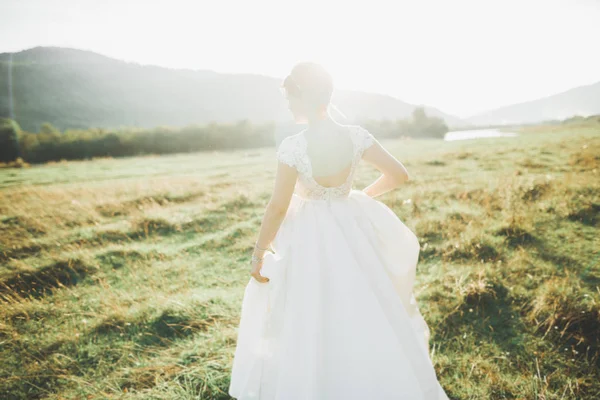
[1,124,599,399]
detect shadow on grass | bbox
[0,299,233,399]
[0,258,95,300]
[0,243,46,263]
[438,282,527,356]
[568,202,600,226]
[95,249,168,269]
[96,191,206,217]
[1,195,260,265]
[494,222,589,277]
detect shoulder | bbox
[341,124,372,137]
[276,130,305,167]
[344,124,375,150]
[277,129,305,152]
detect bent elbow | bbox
[393,171,410,186]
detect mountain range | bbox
[466,81,600,126]
[0,46,462,132]
[0,46,598,132]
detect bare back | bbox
[304,124,354,188]
[276,124,375,201]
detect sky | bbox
[1,0,599,118]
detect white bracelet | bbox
[251,254,264,263]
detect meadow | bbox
[0,123,598,399]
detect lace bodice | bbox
[276,125,375,201]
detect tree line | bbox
[359,107,449,139]
[0,107,449,164]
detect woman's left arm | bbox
[250,161,297,282]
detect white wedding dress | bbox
[228,125,450,399]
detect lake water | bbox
[444,128,519,141]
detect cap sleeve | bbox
[361,127,375,151]
[353,126,374,153]
[276,135,296,168]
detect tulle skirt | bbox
[228,189,449,399]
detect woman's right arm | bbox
[360,139,410,198]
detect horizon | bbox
[2,0,600,118]
[5,44,600,122]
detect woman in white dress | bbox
[228,62,450,399]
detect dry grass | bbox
[0,124,599,399]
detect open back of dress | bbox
[304,125,354,188]
[275,125,375,202]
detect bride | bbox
[228,62,450,399]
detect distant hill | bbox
[0,46,462,132]
[467,81,600,126]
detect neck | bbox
[307,113,334,130]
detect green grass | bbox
[0,124,599,399]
